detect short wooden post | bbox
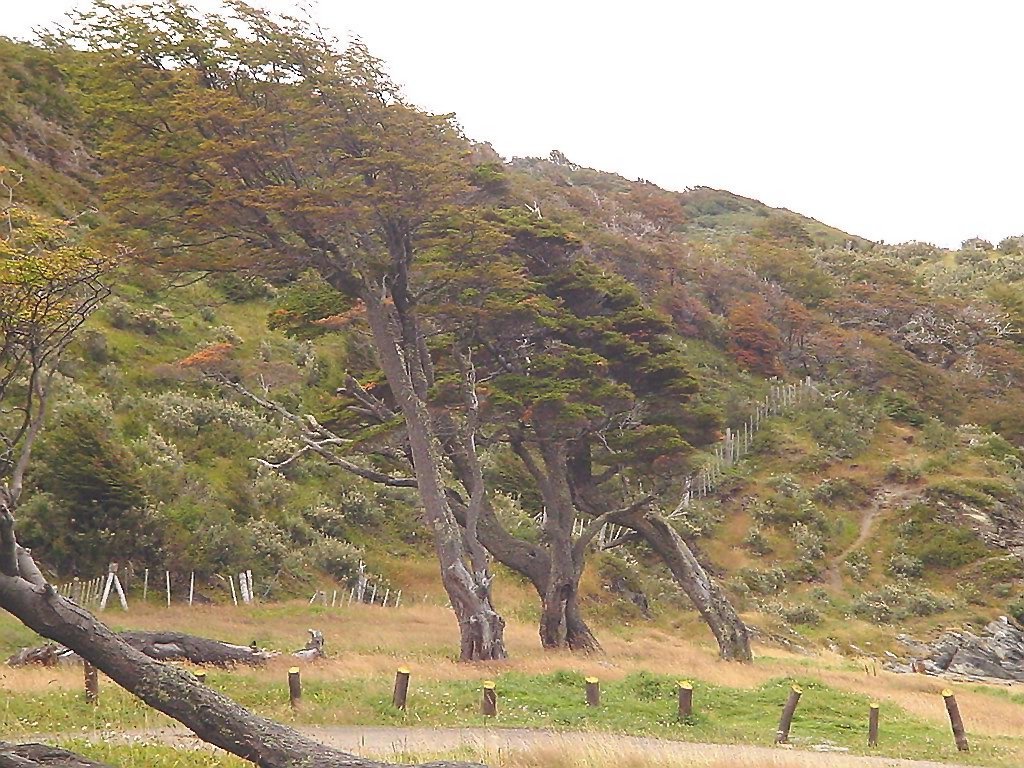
[942,689,969,752]
[775,684,802,744]
[677,680,693,719]
[165,570,171,607]
[868,702,879,747]
[142,569,149,602]
[585,676,600,707]
[392,667,411,710]
[189,571,195,606]
[229,575,238,606]
[196,671,207,684]
[84,662,99,705]
[481,680,497,717]
[288,667,302,708]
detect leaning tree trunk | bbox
[363,293,506,661]
[631,513,752,662]
[0,513,481,768]
[0,741,112,768]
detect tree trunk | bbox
[0,742,112,768]
[363,294,506,661]
[0,524,482,768]
[8,630,275,667]
[631,513,752,662]
[565,592,600,651]
[538,536,600,652]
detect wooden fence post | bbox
[678,680,693,719]
[481,680,497,717]
[775,684,802,744]
[585,676,600,707]
[189,572,195,606]
[165,570,171,607]
[142,569,149,603]
[288,667,301,708]
[84,662,98,705]
[942,689,969,752]
[392,667,411,709]
[868,702,879,747]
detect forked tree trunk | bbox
[539,536,600,652]
[630,513,752,662]
[363,294,506,661]
[0,520,480,768]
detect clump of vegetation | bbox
[887,552,924,579]
[844,550,871,581]
[106,298,181,335]
[742,525,772,555]
[851,582,952,623]
[897,504,989,569]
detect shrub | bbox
[980,557,1023,585]
[306,536,363,582]
[812,477,866,504]
[107,298,181,335]
[844,550,870,581]
[791,522,824,561]
[742,525,772,556]
[882,390,926,426]
[779,604,822,626]
[1009,598,1024,626]
[851,582,951,623]
[886,461,922,483]
[887,552,923,579]
[738,566,787,595]
[211,273,275,302]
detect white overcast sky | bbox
[3,1,1022,248]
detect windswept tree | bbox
[67,0,507,659]
[0,167,109,518]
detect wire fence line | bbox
[564,377,826,544]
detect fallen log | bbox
[8,631,277,667]
[0,742,113,768]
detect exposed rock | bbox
[891,617,1024,682]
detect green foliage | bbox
[851,581,951,623]
[881,390,926,426]
[23,404,156,573]
[899,504,989,569]
[843,550,870,581]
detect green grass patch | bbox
[3,671,1018,766]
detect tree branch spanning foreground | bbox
[0,741,112,768]
[0,515,482,768]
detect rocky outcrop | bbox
[893,617,1024,681]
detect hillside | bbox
[2,28,1024,664]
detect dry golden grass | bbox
[5,598,1024,745]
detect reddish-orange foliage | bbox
[314,300,366,331]
[727,298,783,376]
[178,342,234,370]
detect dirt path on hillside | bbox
[58,725,975,768]
[824,486,918,590]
